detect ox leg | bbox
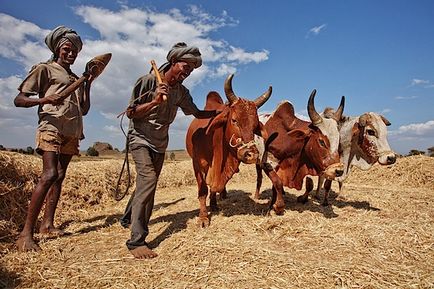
[338,181,344,195]
[219,187,227,200]
[194,164,210,228]
[254,164,263,199]
[297,177,314,204]
[262,163,285,215]
[210,191,219,212]
[322,179,332,206]
[314,176,325,200]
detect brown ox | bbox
[186,74,285,227]
[255,90,345,205]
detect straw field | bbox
[0,151,433,288]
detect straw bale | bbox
[1,152,433,289]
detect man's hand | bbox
[126,104,137,115]
[40,94,64,106]
[154,83,169,103]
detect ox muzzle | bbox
[322,162,345,180]
[229,134,259,164]
[378,150,396,165]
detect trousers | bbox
[120,144,165,250]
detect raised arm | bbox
[126,82,168,119]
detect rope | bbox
[113,86,155,200]
[112,112,132,201]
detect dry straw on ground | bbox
[1,151,433,288]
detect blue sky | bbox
[1,0,433,155]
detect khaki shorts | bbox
[35,130,80,155]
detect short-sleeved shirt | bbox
[18,61,85,139]
[128,73,200,153]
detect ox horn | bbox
[307,89,322,125]
[224,74,239,104]
[254,86,272,108]
[333,96,345,122]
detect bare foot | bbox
[16,235,41,252]
[39,226,66,237]
[130,246,158,259]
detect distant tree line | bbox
[0,145,35,155]
[407,146,434,157]
[2,143,433,158]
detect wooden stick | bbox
[150,60,167,101]
[116,60,166,118]
[150,60,162,83]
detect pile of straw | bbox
[347,155,434,189]
[1,151,433,288]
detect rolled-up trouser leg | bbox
[126,145,164,250]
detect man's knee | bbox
[41,168,58,184]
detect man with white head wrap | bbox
[120,42,219,259]
[14,25,93,252]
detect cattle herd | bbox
[186,74,396,226]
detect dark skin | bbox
[127,60,218,120]
[127,60,218,259]
[14,41,93,252]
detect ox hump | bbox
[274,100,295,119]
[205,91,225,110]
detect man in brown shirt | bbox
[14,26,93,251]
[120,42,219,259]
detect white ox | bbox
[316,110,397,204]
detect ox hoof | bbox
[321,199,330,207]
[272,204,285,215]
[297,195,309,204]
[218,191,227,200]
[197,217,210,228]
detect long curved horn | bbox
[307,89,322,125]
[254,86,272,108]
[224,74,238,104]
[333,96,345,121]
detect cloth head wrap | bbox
[157,42,202,72]
[45,25,83,60]
[166,42,202,68]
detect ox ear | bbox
[287,129,308,141]
[358,113,369,127]
[205,108,229,135]
[380,115,391,126]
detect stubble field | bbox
[0,151,433,289]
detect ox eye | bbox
[232,118,238,125]
[319,139,326,147]
[366,129,376,136]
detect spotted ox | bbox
[186,74,285,227]
[255,90,345,205]
[316,110,396,200]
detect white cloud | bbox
[306,24,327,38]
[395,95,418,100]
[0,13,51,69]
[410,78,429,86]
[389,120,434,137]
[226,46,269,64]
[378,108,391,114]
[1,6,269,149]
